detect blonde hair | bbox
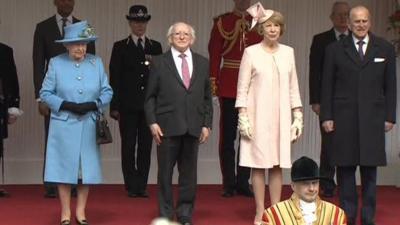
[257,11,285,36]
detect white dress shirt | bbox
[352,34,369,55]
[55,13,72,35]
[171,47,193,80]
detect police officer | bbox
[109,5,162,198]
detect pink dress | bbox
[235,43,302,168]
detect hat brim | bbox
[55,36,98,43]
[292,176,328,182]
[126,15,151,21]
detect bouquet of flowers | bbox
[388,1,400,54]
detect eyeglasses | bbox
[172,32,191,38]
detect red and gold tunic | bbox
[262,194,347,225]
[208,10,262,98]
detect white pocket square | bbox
[374,58,385,62]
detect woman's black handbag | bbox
[96,112,112,145]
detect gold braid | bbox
[217,16,248,56]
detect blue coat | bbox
[40,53,113,184]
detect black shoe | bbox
[44,187,57,198]
[236,187,254,197]
[137,191,149,198]
[0,189,9,197]
[221,189,235,197]
[75,218,89,225]
[60,220,70,225]
[127,191,138,198]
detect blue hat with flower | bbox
[55,21,97,43]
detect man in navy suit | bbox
[321,5,396,225]
[144,22,213,225]
[32,0,95,198]
[309,1,350,198]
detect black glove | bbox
[78,102,98,113]
[60,101,97,115]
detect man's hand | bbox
[38,102,50,116]
[150,123,163,145]
[385,121,394,132]
[311,104,320,115]
[238,112,252,139]
[8,114,17,124]
[110,110,120,121]
[199,127,210,144]
[322,120,335,133]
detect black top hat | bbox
[291,157,325,182]
[126,5,151,21]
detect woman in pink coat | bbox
[235,3,303,225]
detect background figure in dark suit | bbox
[309,1,350,198]
[32,0,95,198]
[144,22,213,225]
[109,5,162,198]
[0,43,22,197]
[321,6,396,225]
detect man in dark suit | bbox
[0,43,21,197]
[144,22,213,225]
[309,1,350,198]
[109,5,162,198]
[320,5,396,225]
[32,0,95,198]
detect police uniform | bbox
[110,34,162,196]
[208,9,262,196]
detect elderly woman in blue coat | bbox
[40,21,113,225]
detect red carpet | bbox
[0,185,398,225]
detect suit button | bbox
[78,89,83,94]
[140,62,144,65]
[140,74,144,77]
[140,86,144,90]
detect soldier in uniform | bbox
[109,5,162,198]
[0,43,22,197]
[208,0,262,197]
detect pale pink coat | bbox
[235,43,302,168]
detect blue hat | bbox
[55,21,98,43]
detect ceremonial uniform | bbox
[208,10,262,194]
[262,194,347,225]
[0,43,20,160]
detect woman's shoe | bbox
[75,218,89,225]
[60,220,70,225]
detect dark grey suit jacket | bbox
[32,15,95,98]
[144,49,213,138]
[320,33,396,166]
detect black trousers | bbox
[157,134,199,223]
[337,166,377,225]
[119,110,153,193]
[319,123,336,192]
[219,98,250,191]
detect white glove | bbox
[290,111,303,142]
[238,112,252,139]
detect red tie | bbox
[179,53,190,89]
